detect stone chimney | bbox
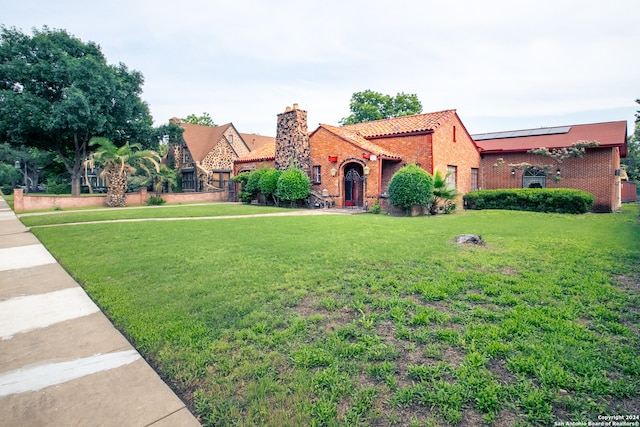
[275,104,310,173]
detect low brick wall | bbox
[12,188,229,212]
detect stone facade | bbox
[170,122,253,193]
[275,105,310,174]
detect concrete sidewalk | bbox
[0,197,200,426]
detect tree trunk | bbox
[71,174,82,197]
[105,166,129,207]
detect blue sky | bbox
[3,0,639,137]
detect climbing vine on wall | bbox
[492,140,599,182]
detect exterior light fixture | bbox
[363,166,370,175]
[330,167,337,177]
[556,168,561,176]
[15,160,20,169]
[511,169,516,176]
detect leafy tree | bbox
[429,169,458,215]
[0,143,54,193]
[339,90,423,125]
[259,168,282,205]
[621,99,640,181]
[276,167,311,206]
[182,112,217,127]
[388,164,433,215]
[87,137,159,207]
[0,26,154,196]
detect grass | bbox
[18,203,296,226]
[27,204,640,426]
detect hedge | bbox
[463,188,594,214]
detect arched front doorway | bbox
[343,163,364,207]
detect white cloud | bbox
[3,0,639,135]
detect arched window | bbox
[523,168,546,188]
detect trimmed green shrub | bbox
[145,195,166,206]
[245,168,268,199]
[388,164,434,215]
[258,168,282,205]
[370,199,381,214]
[463,188,594,214]
[276,167,310,206]
[232,172,252,203]
[234,169,267,204]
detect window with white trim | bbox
[312,165,321,184]
[446,165,457,189]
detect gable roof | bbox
[472,121,628,156]
[314,124,402,159]
[240,133,275,151]
[235,141,276,163]
[340,109,457,138]
[179,122,235,162]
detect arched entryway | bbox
[343,163,364,207]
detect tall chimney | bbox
[275,104,310,173]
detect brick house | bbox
[234,105,481,210]
[168,118,273,192]
[472,121,628,212]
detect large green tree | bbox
[182,112,217,127]
[0,26,154,196]
[621,99,639,181]
[340,90,423,125]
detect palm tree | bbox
[87,137,160,207]
[429,169,458,215]
[147,164,178,196]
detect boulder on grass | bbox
[454,234,485,246]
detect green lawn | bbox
[28,205,640,426]
[18,203,296,226]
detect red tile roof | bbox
[341,109,457,138]
[316,124,402,159]
[235,141,275,163]
[240,133,275,151]
[473,121,628,156]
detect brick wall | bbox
[275,105,310,174]
[431,116,481,197]
[309,127,381,208]
[480,147,620,212]
[12,188,229,212]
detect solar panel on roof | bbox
[471,126,571,140]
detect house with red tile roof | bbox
[168,118,274,192]
[472,121,628,212]
[234,105,480,210]
[233,105,628,213]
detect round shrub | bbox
[245,168,268,198]
[388,164,434,215]
[258,168,282,204]
[276,167,311,205]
